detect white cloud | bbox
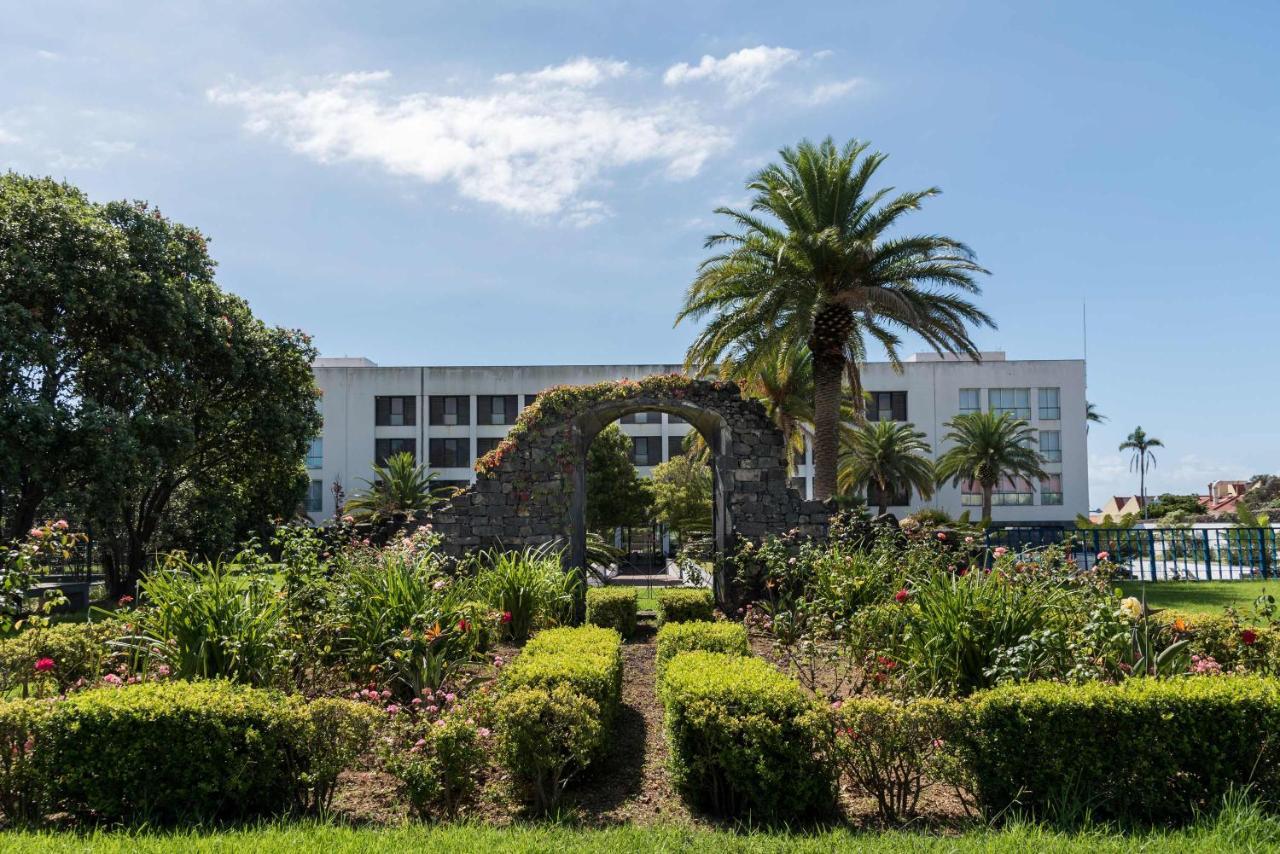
[800,78,861,106]
[495,57,629,88]
[210,66,730,222]
[663,46,801,102]
[0,126,19,144]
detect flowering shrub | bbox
[659,651,834,821]
[819,697,960,823]
[0,621,122,698]
[585,587,638,639]
[654,588,714,626]
[383,701,489,819]
[1156,609,1276,675]
[0,520,85,631]
[494,685,602,814]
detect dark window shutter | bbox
[375,397,389,426]
[892,392,907,422]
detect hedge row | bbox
[585,587,638,639]
[496,625,624,812]
[0,681,378,825]
[655,621,748,674]
[659,651,834,821]
[655,588,714,625]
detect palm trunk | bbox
[811,354,844,501]
[1139,462,1147,519]
[982,485,993,525]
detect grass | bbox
[1117,579,1278,619]
[3,804,1279,853]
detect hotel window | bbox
[667,434,687,461]
[1040,430,1062,463]
[667,414,687,425]
[1038,387,1061,420]
[621,411,661,424]
[867,391,907,422]
[375,438,416,466]
[961,480,982,507]
[631,436,662,466]
[476,437,501,457]
[523,392,540,409]
[989,388,1030,419]
[992,476,1034,506]
[959,388,980,414]
[375,395,416,427]
[306,479,324,513]
[477,395,519,426]
[306,438,323,469]
[867,481,911,508]
[429,396,470,426]
[429,438,469,468]
[1040,475,1063,505]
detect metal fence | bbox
[984,527,1279,581]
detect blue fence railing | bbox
[983,527,1279,582]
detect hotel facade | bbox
[306,353,1089,525]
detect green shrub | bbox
[494,685,603,814]
[659,651,834,821]
[655,588,714,626]
[960,676,1280,825]
[821,697,960,823]
[36,681,373,823]
[501,625,623,725]
[384,709,486,819]
[0,699,51,825]
[585,587,637,639]
[0,621,119,697]
[655,621,748,674]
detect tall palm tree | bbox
[838,420,935,515]
[1086,401,1107,433]
[719,338,813,472]
[935,412,1048,524]
[677,137,993,501]
[1119,427,1163,519]
[344,452,452,521]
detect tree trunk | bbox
[1139,462,1147,519]
[811,353,844,501]
[982,485,994,525]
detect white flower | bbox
[1119,597,1143,621]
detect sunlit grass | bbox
[1117,579,1278,620]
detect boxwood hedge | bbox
[501,625,623,727]
[585,587,638,639]
[655,621,749,674]
[655,588,714,626]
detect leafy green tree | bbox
[0,174,320,593]
[677,138,992,500]
[935,412,1048,524]
[1119,427,1163,519]
[649,455,712,544]
[838,421,935,515]
[345,452,451,522]
[585,424,653,534]
[1144,493,1204,520]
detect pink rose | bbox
[34,657,55,673]
[1097,551,1110,561]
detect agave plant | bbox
[344,451,452,522]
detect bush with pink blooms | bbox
[382,694,491,819]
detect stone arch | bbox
[431,376,831,603]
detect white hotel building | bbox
[306,353,1089,525]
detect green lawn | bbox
[1117,579,1278,618]
[2,810,1277,853]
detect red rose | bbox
[500,611,513,624]
[1242,629,1258,646]
[34,657,55,673]
[458,618,471,633]
[894,588,910,603]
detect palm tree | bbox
[677,137,993,501]
[1119,427,1163,519]
[344,452,452,521]
[935,412,1048,524]
[838,420,935,515]
[1086,401,1107,433]
[719,338,813,472]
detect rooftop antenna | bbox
[1082,298,1088,385]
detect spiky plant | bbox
[344,452,451,521]
[677,137,992,499]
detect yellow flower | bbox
[1119,597,1143,622]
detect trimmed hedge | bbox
[585,587,638,639]
[660,651,834,821]
[0,699,51,825]
[960,676,1280,825]
[495,685,603,814]
[655,621,749,674]
[501,625,623,725]
[655,588,714,626]
[33,681,377,823]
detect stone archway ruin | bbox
[431,376,831,602]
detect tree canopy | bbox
[0,173,320,592]
[585,423,653,533]
[649,454,712,543]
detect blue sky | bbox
[2,1,1277,504]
